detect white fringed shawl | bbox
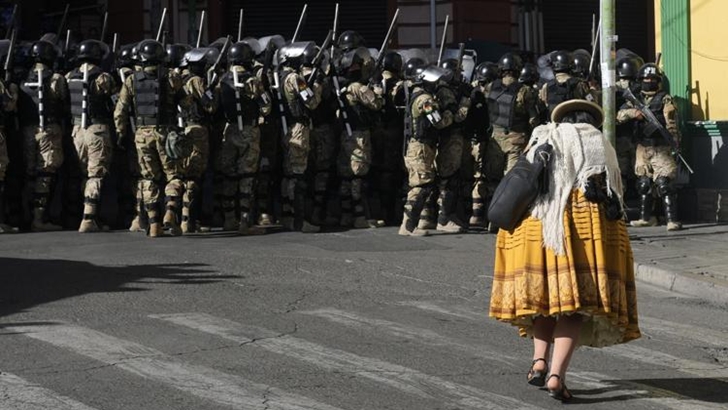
[525,122,623,255]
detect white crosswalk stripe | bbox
[151,312,544,410]
[4,323,345,410]
[0,371,100,410]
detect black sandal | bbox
[527,358,548,387]
[546,374,573,402]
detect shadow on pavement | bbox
[567,377,728,404]
[0,258,240,318]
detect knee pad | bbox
[635,177,653,195]
[654,176,674,197]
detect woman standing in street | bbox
[488,100,641,402]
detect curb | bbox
[634,262,728,307]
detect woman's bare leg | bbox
[531,316,556,372]
[547,314,583,392]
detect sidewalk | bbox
[629,222,728,306]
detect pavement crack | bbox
[262,386,272,409]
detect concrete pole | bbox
[600,0,616,147]
[430,0,437,50]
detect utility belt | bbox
[135,117,172,127]
[636,136,668,147]
[72,116,112,127]
[491,123,528,135]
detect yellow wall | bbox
[654,0,728,120]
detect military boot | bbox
[436,188,465,233]
[301,220,321,233]
[398,214,429,237]
[78,218,101,233]
[31,207,62,232]
[663,194,683,231]
[129,215,148,232]
[238,218,265,235]
[257,213,274,226]
[631,194,658,227]
[148,222,162,238]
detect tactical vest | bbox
[635,91,668,146]
[406,89,439,143]
[282,70,309,123]
[546,77,581,116]
[68,66,113,126]
[18,68,61,126]
[133,70,173,127]
[344,85,373,131]
[220,71,260,127]
[463,87,489,141]
[486,79,521,129]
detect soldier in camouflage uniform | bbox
[177,47,216,234]
[614,56,641,199]
[335,47,384,229]
[617,63,683,231]
[539,50,593,118]
[399,63,453,236]
[483,53,539,230]
[18,40,68,231]
[0,60,18,233]
[215,42,272,234]
[66,40,116,233]
[302,47,339,227]
[114,39,190,238]
[277,42,322,232]
[462,61,496,228]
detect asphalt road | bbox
[1,228,727,410]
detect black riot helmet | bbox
[497,52,523,75]
[30,40,58,66]
[241,37,262,57]
[551,50,573,73]
[616,57,639,80]
[417,65,452,92]
[475,62,498,84]
[137,39,166,65]
[227,42,255,67]
[166,43,192,68]
[278,41,316,70]
[404,57,426,81]
[440,58,461,80]
[182,47,212,76]
[77,39,107,64]
[117,43,137,68]
[518,62,539,86]
[571,50,591,78]
[336,46,371,81]
[382,51,403,76]
[637,63,662,81]
[337,30,365,52]
[301,44,319,67]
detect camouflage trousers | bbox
[214,123,261,224]
[72,124,113,218]
[134,126,183,223]
[635,144,677,180]
[310,123,337,218]
[616,135,636,178]
[281,122,310,221]
[180,124,209,225]
[483,129,528,196]
[338,129,372,220]
[421,131,464,223]
[0,127,8,181]
[460,138,487,220]
[403,139,436,223]
[22,124,64,210]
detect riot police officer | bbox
[617,63,683,231]
[18,40,69,231]
[66,39,116,233]
[539,50,592,119]
[615,55,641,199]
[114,39,190,237]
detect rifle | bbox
[100,11,108,42]
[369,8,400,84]
[291,4,308,43]
[437,15,450,66]
[4,29,15,83]
[306,30,334,87]
[5,4,17,40]
[197,10,206,48]
[622,86,694,174]
[237,9,244,43]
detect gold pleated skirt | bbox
[489,189,641,347]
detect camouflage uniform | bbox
[615,78,637,195]
[482,73,539,232]
[369,70,405,225]
[460,80,490,226]
[0,80,17,232]
[337,81,384,228]
[617,88,681,229]
[279,66,321,231]
[114,65,189,237]
[215,65,271,233]
[399,84,454,236]
[180,69,215,232]
[18,62,68,231]
[66,62,116,232]
[304,67,339,226]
